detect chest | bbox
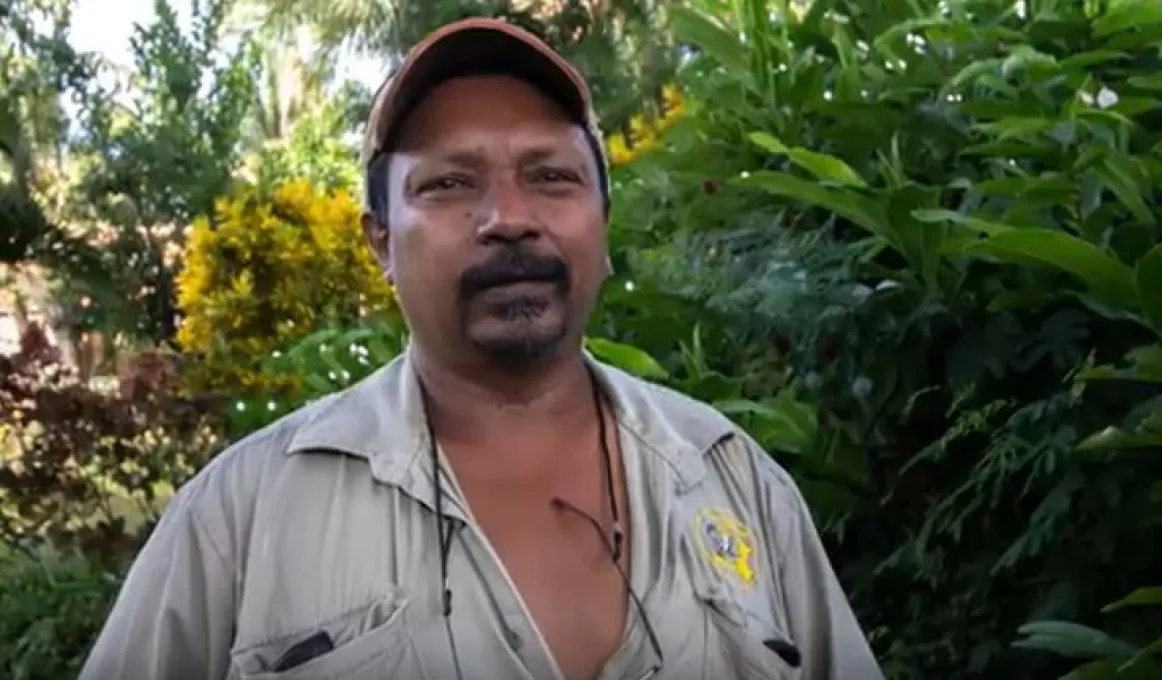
[454,466,630,680]
[227,453,801,680]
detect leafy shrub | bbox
[0,324,223,563]
[249,93,363,194]
[175,179,396,395]
[605,83,686,167]
[227,315,410,437]
[1015,586,1162,679]
[593,0,1162,677]
[0,547,123,680]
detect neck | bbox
[411,342,596,444]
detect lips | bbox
[482,275,557,290]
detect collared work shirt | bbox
[81,350,884,680]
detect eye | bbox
[529,166,582,184]
[416,174,473,195]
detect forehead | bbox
[392,74,588,157]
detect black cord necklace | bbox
[420,365,643,679]
[420,365,622,607]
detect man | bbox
[81,18,883,680]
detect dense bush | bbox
[594,0,1162,677]
[0,547,124,680]
[175,179,396,394]
[0,324,224,562]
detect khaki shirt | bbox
[81,350,884,680]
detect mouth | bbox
[479,275,560,292]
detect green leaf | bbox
[1122,637,1162,674]
[748,132,868,188]
[948,59,1000,90]
[917,211,1138,310]
[1076,424,1162,452]
[1059,659,1124,680]
[1093,155,1156,227]
[975,117,1058,140]
[1128,74,1162,91]
[1080,344,1162,383]
[1094,0,1162,37]
[914,209,1012,236]
[669,8,752,81]
[1102,587,1162,613]
[1014,621,1138,660]
[1059,50,1131,71]
[734,171,896,247]
[1135,245,1162,336]
[715,392,817,454]
[585,337,668,379]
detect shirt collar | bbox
[286,344,734,497]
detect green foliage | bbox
[66,0,257,341]
[0,547,123,680]
[226,315,408,435]
[1014,584,1162,679]
[0,324,224,562]
[592,0,1162,677]
[249,85,364,194]
[0,0,99,267]
[175,179,396,396]
[244,0,679,132]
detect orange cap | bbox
[362,18,607,175]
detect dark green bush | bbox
[0,548,123,680]
[598,0,1162,677]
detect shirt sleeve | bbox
[756,449,885,680]
[79,481,236,680]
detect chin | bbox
[468,322,570,366]
[465,296,572,362]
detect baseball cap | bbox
[362,18,610,205]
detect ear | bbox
[361,212,394,284]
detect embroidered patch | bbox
[693,508,758,588]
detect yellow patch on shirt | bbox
[693,508,758,588]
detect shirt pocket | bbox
[702,599,800,680]
[231,589,414,680]
[681,534,799,680]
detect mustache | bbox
[459,246,570,298]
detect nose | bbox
[476,178,544,244]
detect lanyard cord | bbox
[420,366,620,611]
[419,365,630,677]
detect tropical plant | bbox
[1015,586,1162,679]
[593,0,1162,677]
[175,179,396,396]
[241,0,679,133]
[68,0,256,342]
[0,547,125,680]
[0,324,224,563]
[248,82,366,193]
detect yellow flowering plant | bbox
[606,83,686,167]
[175,179,396,395]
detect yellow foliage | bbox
[606,83,686,167]
[175,179,396,394]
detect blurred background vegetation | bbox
[2,0,1162,678]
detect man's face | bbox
[364,74,608,367]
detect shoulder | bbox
[596,360,736,454]
[162,392,348,555]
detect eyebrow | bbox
[419,144,583,170]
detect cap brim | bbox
[365,20,591,163]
